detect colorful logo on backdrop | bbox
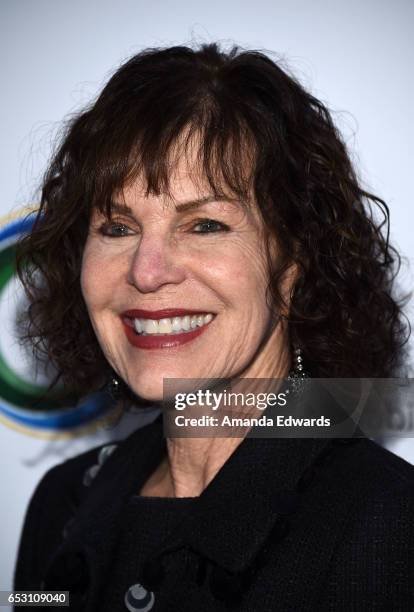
[0,209,115,436]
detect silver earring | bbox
[106,375,122,400]
[287,346,309,394]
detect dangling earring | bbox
[287,346,309,394]
[106,374,122,400]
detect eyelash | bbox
[97,219,230,237]
[192,219,230,233]
[98,222,132,237]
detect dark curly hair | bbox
[16,42,411,403]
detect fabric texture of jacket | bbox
[13,413,414,611]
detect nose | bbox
[127,232,187,293]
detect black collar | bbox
[178,429,330,572]
[43,413,334,607]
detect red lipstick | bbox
[120,309,215,350]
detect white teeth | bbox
[144,319,158,334]
[131,313,214,336]
[158,318,173,334]
[172,317,182,332]
[134,319,143,334]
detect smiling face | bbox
[80,155,293,402]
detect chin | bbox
[127,379,164,403]
[127,371,181,403]
[127,367,207,404]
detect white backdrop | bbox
[1,0,414,594]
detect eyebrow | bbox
[109,195,240,216]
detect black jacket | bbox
[13,414,414,611]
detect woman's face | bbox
[81,157,293,401]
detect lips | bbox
[120,308,215,350]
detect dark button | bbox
[124,583,155,612]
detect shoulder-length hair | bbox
[16,43,411,401]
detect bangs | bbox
[86,91,258,218]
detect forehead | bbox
[115,148,252,214]
[120,161,213,204]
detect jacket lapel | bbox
[172,436,331,572]
[42,412,358,610]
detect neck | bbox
[140,322,291,498]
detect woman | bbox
[13,43,414,611]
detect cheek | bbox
[80,242,113,311]
[201,241,270,318]
[80,245,96,309]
